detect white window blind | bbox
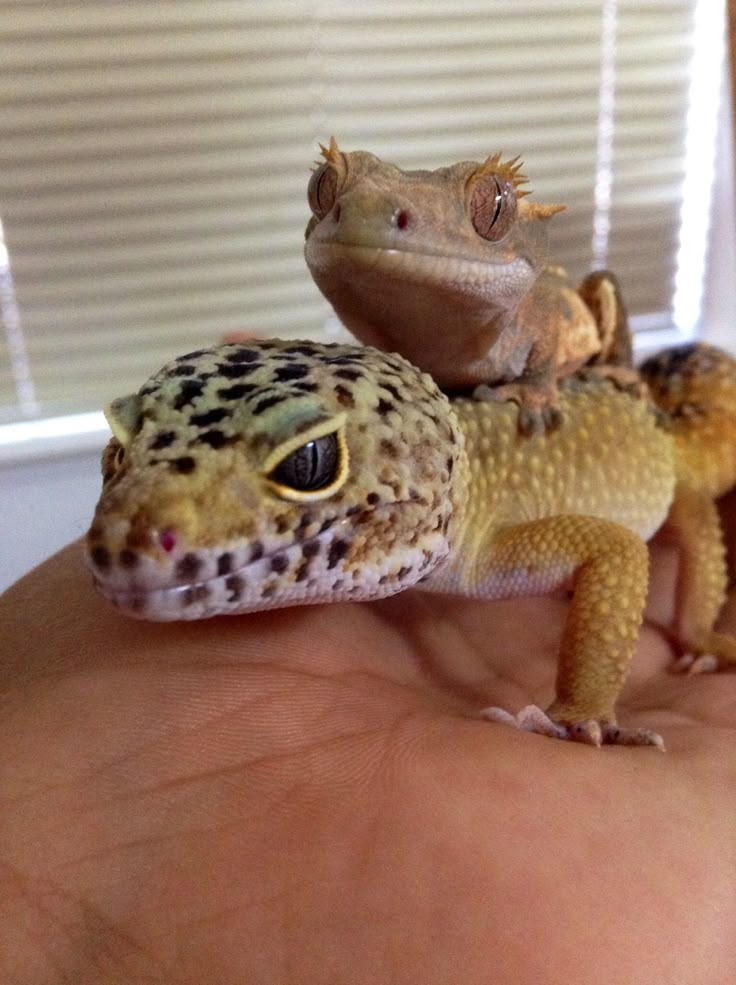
[0,0,727,444]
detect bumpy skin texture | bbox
[304,138,633,433]
[87,340,736,748]
[88,341,462,621]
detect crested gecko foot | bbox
[471,381,563,436]
[481,705,665,750]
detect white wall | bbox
[0,451,102,592]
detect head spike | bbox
[319,135,341,167]
[474,151,530,193]
[519,201,567,220]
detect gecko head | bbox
[304,139,566,371]
[85,340,464,621]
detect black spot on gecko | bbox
[381,383,403,401]
[174,380,205,410]
[90,546,111,571]
[252,393,287,415]
[285,343,319,356]
[218,362,263,379]
[334,368,363,382]
[177,553,202,579]
[170,364,196,377]
[226,575,244,602]
[270,554,289,574]
[198,429,236,450]
[217,553,233,576]
[190,407,230,427]
[172,456,196,474]
[249,541,264,562]
[335,385,355,408]
[295,560,310,582]
[640,343,700,378]
[149,430,177,450]
[292,381,319,393]
[376,398,395,416]
[119,549,138,569]
[218,382,258,401]
[176,349,207,361]
[366,492,380,505]
[294,512,314,540]
[397,566,412,580]
[226,348,260,363]
[274,363,309,381]
[327,538,349,569]
[302,540,320,559]
[325,354,363,365]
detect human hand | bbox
[1,499,735,984]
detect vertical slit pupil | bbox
[271,432,339,491]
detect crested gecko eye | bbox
[470,176,517,242]
[270,433,340,493]
[308,163,339,219]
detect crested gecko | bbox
[86,339,736,749]
[304,138,635,434]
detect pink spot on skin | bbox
[160,530,177,553]
[396,210,410,230]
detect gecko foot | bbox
[480,704,665,750]
[472,384,563,436]
[671,653,720,675]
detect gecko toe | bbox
[671,652,720,674]
[481,705,665,750]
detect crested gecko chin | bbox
[304,138,635,434]
[86,339,736,749]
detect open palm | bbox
[1,516,735,984]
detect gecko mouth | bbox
[306,242,533,292]
[89,498,433,621]
[90,533,350,621]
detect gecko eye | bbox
[308,163,339,219]
[269,432,342,496]
[470,176,517,242]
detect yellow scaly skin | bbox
[86,340,736,749]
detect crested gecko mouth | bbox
[306,242,534,289]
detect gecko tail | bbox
[639,342,736,498]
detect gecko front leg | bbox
[469,514,664,748]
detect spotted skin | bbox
[87,340,736,748]
[88,341,463,621]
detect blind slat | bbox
[0,0,723,430]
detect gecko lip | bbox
[91,535,332,621]
[306,241,534,283]
[89,499,431,621]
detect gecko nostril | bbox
[395,209,410,231]
[90,545,111,571]
[159,529,177,553]
[119,549,139,569]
